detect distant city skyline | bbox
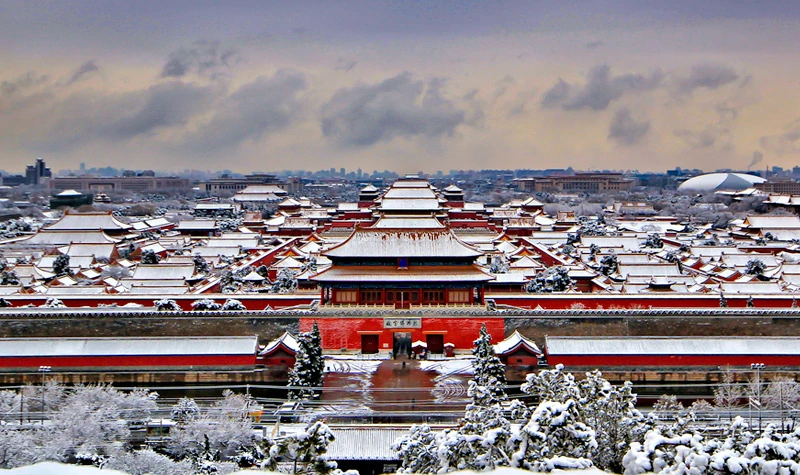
[2,1,800,174]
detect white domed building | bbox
[677,172,766,192]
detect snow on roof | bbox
[233,193,282,202]
[719,281,783,294]
[235,184,287,195]
[721,254,779,268]
[131,264,194,280]
[56,189,84,197]
[463,202,485,211]
[581,236,642,250]
[616,263,682,278]
[370,216,445,229]
[443,184,463,192]
[45,212,130,231]
[378,197,441,211]
[22,230,120,245]
[176,219,218,230]
[312,265,494,283]
[324,228,483,258]
[259,332,299,356]
[743,215,800,229]
[360,184,379,192]
[242,270,267,281]
[546,336,800,356]
[494,330,542,356]
[0,336,258,357]
[324,427,406,461]
[383,187,437,199]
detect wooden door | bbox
[426,334,444,354]
[361,334,379,354]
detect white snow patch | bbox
[324,359,382,374]
[419,356,475,375]
[0,462,128,474]
[450,469,610,475]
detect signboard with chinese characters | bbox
[384,317,421,329]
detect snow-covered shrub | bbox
[746,258,766,276]
[489,254,510,274]
[154,299,181,312]
[221,298,246,311]
[272,268,298,294]
[140,249,160,264]
[190,299,221,311]
[525,266,573,293]
[41,298,66,308]
[104,448,194,475]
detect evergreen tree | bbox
[193,255,211,275]
[469,323,507,408]
[52,254,72,276]
[141,249,160,264]
[288,322,324,400]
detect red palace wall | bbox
[489,294,797,309]
[549,354,800,368]
[0,354,256,371]
[300,317,505,351]
[1,295,316,310]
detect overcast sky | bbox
[2,0,800,174]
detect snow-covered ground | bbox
[419,356,475,375]
[324,358,383,374]
[0,462,286,475]
[0,463,128,475]
[1,462,614,475]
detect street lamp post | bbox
[38,365,51,425]
[751,363,765,432]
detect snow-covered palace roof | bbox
[0,336,258,357]
[259,332,299,356]
[323,227,482,258]
[494,330,542,356]
[545,336,800,356]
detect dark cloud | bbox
[674,102,738,150]
[674,128,718,149]
[334,59,358,72]
[541,64,663,111]
[320,72,467,146]
[608,107,650,145]
[492,75,515,102]
[760,118,800,156]
[161,40,240,79]
[184,70,306,152]
[585,40,604,49]
[100,82,217,141]
[674,63,738,97]
[30,81,218,151]
[67,60,99,85]
[1,72,50,98]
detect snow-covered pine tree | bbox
[266,420,338,475]
[393,424,440,474]
[577,371,650,472]
[469,323,507,408]
[288,322,324,401]
[510,399,597,472]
